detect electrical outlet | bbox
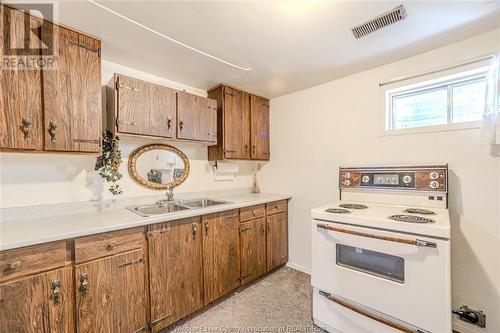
[453,305,486,328]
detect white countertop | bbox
[0,192,291,251]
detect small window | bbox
[386,72,486,131]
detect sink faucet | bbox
[166,185,174,201]
[157,185,174,205]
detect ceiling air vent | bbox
[351,5,407,39]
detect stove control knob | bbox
[343,172,351,179]
[429,171,439,180]
[343,179,351,186]
[430,180,440,189]
[361,175,370,183]
[402,175,412,184]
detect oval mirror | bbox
[128,144,190,190]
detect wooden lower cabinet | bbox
[0,266,74,333]
[202,210,241,305]
[0,200,289,332]
[147,217,204,333]
[75,249,148,333]
[266,212,288,272]
[240,218,267,285]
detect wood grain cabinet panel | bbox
[223,87,251,159]
[0,6,43,151]
[250,95,270,160]
[202,210,241,305]
[75,249,148,333]
[240,218,267,285]
[266,212,288,272]
[115,75,177,138]
[41,22,102,153]
[0,241,68,282]
[0,266,74,333]
[240,204,265,222]
[147,217,203,332]
[177,92,217,142]
[208,84,269,161]
[74,227,144,264]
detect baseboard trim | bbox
[286,261,311,275]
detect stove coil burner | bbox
[325,208,351,214]
[339,204,368,209]
[388,214,435,224]
[403,208,436,215]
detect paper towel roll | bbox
[213,161,239,181]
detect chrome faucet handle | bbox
[165,185,174,201]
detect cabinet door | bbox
[42,23,102,153]
[147,218,203,332]
[177,92,217,142]
[0,273,48,332]
[223,87,250,159]
[250,95,270,160]
[0,267,73,333]
[202,98,218,143]
[0,6,43,150]
[75,250,147,333]
[117,75,176,138]
[203,210,241,305]
[240,217,267,285]
[267,212,288,271]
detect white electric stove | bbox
[311,165,451,333]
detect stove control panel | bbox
[339,165,447,192]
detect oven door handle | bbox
[316,224,437,248]
[318,290,427,333]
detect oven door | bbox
[311,219,451,333]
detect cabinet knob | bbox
[179,120,184,131]
[106,241,117,251]
[48,121,57,143]
[252,210,257,216]
[20,118,31,140]
[168,118,172,133]
[9,260,22,270]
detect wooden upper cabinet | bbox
[75,249,148,333]
[42,22,102,153]
[115,75,176,138]
[223,86,251,159]
[250,95,270,160]
[177,91,217,142]
[147,217,203,332]
[0,6,43,151]
[267,212,288,272]
[208,84,269,161]
[202,210,241,305]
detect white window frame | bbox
[380,66,487,136]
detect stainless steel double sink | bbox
[128,198,231,217]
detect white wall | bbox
[0,60,255,208]
[259,29,500,333]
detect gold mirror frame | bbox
[128,144,190,190]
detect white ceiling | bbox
[51,1,500,97]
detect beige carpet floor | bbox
[169,267,320,333]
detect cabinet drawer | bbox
[0,241,68,282]
[240,204,265,222]
[266,200,288,215]
[75,228,144,264]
